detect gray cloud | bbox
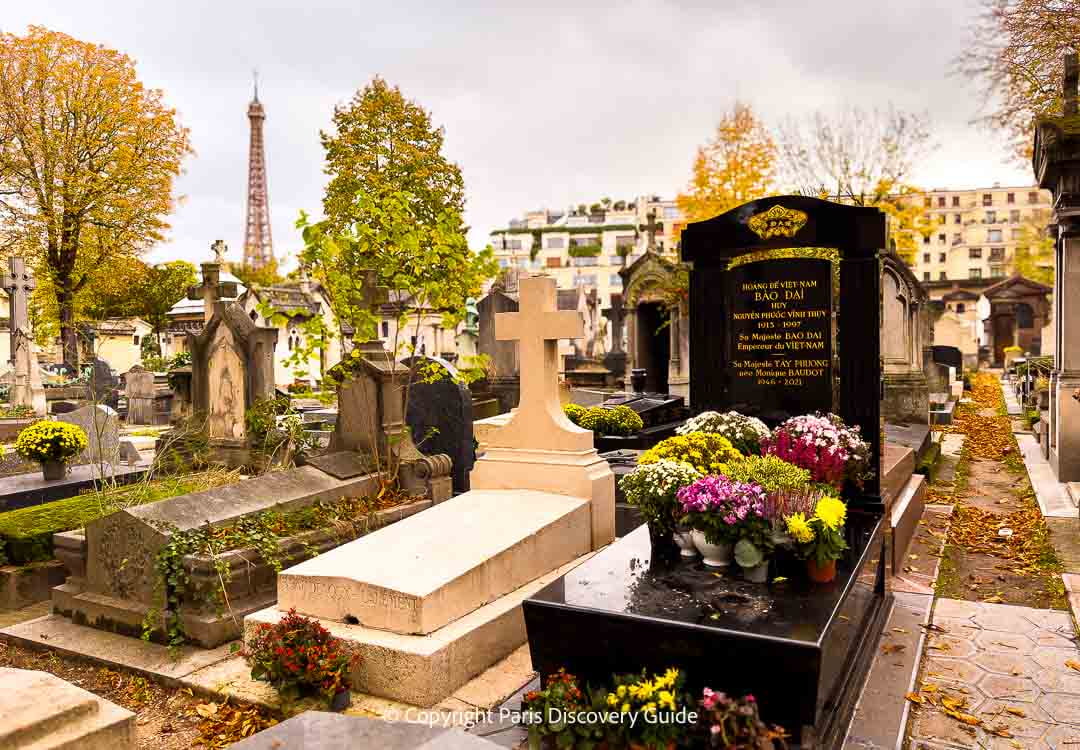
[5,0,1031,267]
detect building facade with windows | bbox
[905,185,1051,293]
[487,197,684,337]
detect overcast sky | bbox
[7,0,1032,268]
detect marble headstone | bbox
[57,404,120,467]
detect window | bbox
[954,214,962,224]
[956,303,966,313]
[990,247,1005,261]
[952,196,960,207]
[609,274,623,286]
[938,233,947,243]
[508,239,522,250]
[939,253,946,263]
[1007,193,1015,204]
[982,193,992,206]
[923,272,931,281]
[1011,228,1022,240]
[1010,209,1020,223]
[969,268,983,279]
[381,321,389,337]
[132,335,140,346]
[498,258,509,269]
[923,253,931,263]
[615,234,635,249]
[546,236,564,249]
[923,235,931,244]
[924,197,932,208]
[1028,191,1039,204]
[991,265,1006,278]
[986,210,997,223]
[545,257,562,268]
[571,256,598,267]
[575,274,597,286]
[940,272,948,280]
[969,247,982,258]
[663,206,679,219]
[938,214,946,224]
[938,196,946,207]
[987,229,1003,242]
[952,233,961,245]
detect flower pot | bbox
[673,527,698,558]
[330,689,350,712]
[807,558,837,583]
[647,521,680,561]
[41,460,66,481]
[691,529,732,568]
[741,561,769,583]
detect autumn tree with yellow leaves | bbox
[677,102,776,230]
[957,0,1080,161]
[0,27,191,367]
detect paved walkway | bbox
[909,598,1080,749]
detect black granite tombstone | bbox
[402,355,476,494]
[524,196,889,748]
[592,368,689,452]
[931,345,962,372]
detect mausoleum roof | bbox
[167,270,245,318]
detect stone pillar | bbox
[1033,51,1080,481]
[624,308,638,384]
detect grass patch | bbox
[935,544,964,599]
[0,469,241,564]
[126,428,164,437]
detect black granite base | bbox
[523,511,890,749]
[594,419,686,453]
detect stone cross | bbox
[2,256,34,339]
[639,209,660,253]
[492,275,591,452]
[211,239,227,264]
[187,242,237,323]
[2,257,45,413]
[602,293,627,355]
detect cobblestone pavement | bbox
[908,598,1080,749]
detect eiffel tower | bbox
[243,72,273,269]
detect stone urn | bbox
[672,526,697,558]
[40,459,66,481]
[691,530,732,568]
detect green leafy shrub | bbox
[15,421,87,463]
[717,454,811,494]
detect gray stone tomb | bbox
[123,365,155,425]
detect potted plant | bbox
[694,689,788,749]
[639,432,742,476]
[522,669,605,749]
[14,420,88,480]
[620,460,702,558]
[677,475,766,568]
[244,608,359,709]
[676,410,771,456]
[604,668,688,750]
[784,494,849,583]
[762,413,871,491]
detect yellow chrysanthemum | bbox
[616,685,627,698]
[643,702,657,713]
[620,703,630,713]
[786,512,815,544]
[606,693,618,706]
[658,690,675,711]
[815,496,847,531]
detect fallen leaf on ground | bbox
[905,692,924,704]
[1066,659,1080,673]
[1004,707,1026,717]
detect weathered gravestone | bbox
[57,404,121,468]
[188,302,277,467]
[524,197,891,748]
[51,464,434,647]
[402,355,476,494]
[124,365,155,425]
[476,284,520,413]
[881,253,931,425]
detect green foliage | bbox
[734,538,764,568]
[717,454,811,494]
[15,421,87,463]
[567,244,602,258]
[231,258,285,289]
[320,76,465,235]
[245,396,314,463]
[140,334,161,360]
[0,405,36,419]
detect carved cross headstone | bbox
[187,242,238,323]
[639,210,660,253]
[490,275,591,452]
[2,257,45,413]
[603,293,627,355]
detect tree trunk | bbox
[58,284,79,370]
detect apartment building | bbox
[905,185,1052,290]
[487,196,684,320]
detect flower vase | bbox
[647,521,680,561]
[330,689,351,712]
[807,558,837,583]
[41,460,65,481]
[690,529,732,568]
[672,527,698,558]
[742,561,769,583]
